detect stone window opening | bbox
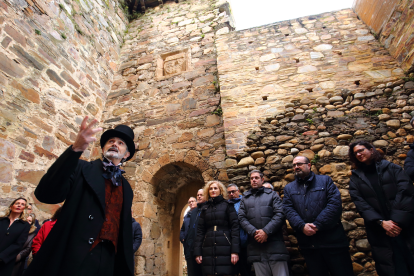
[306,88,313,92]
[355,80,360,86]
[262,95,268,101]
[294,58,300,63]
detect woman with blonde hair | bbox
[194,180,240,276]
[12,213,38,276]
[0,198,30,276]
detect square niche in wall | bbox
[156,49,190,79]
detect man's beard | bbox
[104,147,127,160]
[294,170,305,177]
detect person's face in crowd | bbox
[188,198,197,209]
[209,183,220,198]
[353,145,374,164]
[27,204,32,214]
[27,216,33,224]
[293,156,311,179]
[103,137,130,163]
[197,190,205,203]
[263,183,273,189]
[250,172,264,189]
[10,199,26,215]
[227,186,240,200]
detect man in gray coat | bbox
[239,170,289,276]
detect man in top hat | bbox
[25,117,135,276]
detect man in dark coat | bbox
[25,117,136,276]
[132,217,142,254]
[239,170,289,276]
[283,156,353,276]
[227,184,251,276]
[180,196,197,272]
[185,189,205,276]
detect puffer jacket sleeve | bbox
[313,177,342,231]
[404,148,414,182]
[227,203,240,254]
[349,175,383,223]
[193,208,206,257]
[262,193,285,236]
[179,218,186,243]
[283,185,306,232]
[389,163,414,228]
[238,197,257,236]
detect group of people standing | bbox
[1,115,414,276]
[180,140,414,276]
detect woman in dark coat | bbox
[349,141,414,276]
[11,213,38,276]
[194,180,240,276]
[0,198,30,276]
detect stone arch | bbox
[135,161,205,276]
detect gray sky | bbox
[228,0,356,30]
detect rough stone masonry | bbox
[1,0,414,275]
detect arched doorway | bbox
[150,162,204,276]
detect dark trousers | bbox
[301,247,354,276]
[239,247,253,276]
[186,256,202,276]
[77,241,115,276]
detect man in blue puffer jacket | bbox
[283,156,353,276]
[227,184,251,276]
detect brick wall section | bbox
[354,0,414,72]
[216,9,405,157]
[0,0,127,218]
[97,1,232,274]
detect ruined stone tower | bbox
[1,0,414,274]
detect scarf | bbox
[102,157,125,186]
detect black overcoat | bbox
[238,187,289,263]
[0,217,30,276]
[194,195,240,276]
[24,146,134,276]
[350,160,414,276]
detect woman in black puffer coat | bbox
[349,141,414,276]
[194,180,240,276]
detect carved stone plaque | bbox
[164,53,186,76]
[157,49,189,79]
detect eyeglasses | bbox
[354,148,367,154]
[292,162,309,167]
[228,190,238,194]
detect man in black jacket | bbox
[25,117,135,276]
[180,196,197,272]
[239,170,289,276]
[283,156,353,276]
[185,189,205,276]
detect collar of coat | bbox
[295,171,315,185]
[351,159,391,190]
[228,195,242,203]
[82,158,130,213]
[0,216,27,224]
[206,195,225,205]
[243,186,273,197]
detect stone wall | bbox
[0,0,127,218]
[354,0,414,72]
[96,1,233,275]
[216,9,405,157]
[227,78,414,275]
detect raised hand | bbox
[72,116,103,152]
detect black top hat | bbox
[100,125,135,161]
